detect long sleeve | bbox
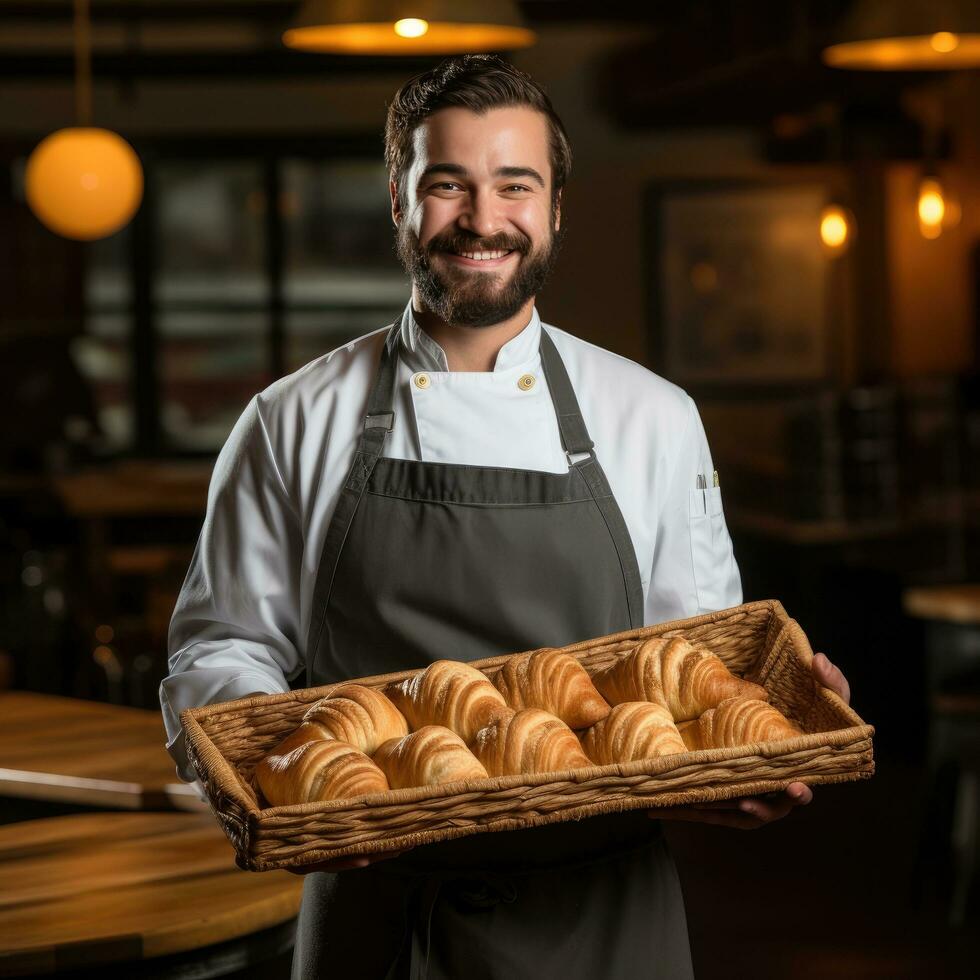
[160,395,303,782]
[646,396,742,624]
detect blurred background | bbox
[1,1,979,977]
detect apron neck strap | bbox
[356,320,597,460]
[538,328,595,458]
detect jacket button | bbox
[414,373,430,389]
[518,373,535,391]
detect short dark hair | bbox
[385,54,572,213]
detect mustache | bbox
[425,231,531,256]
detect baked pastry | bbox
[677,697,802,751]
[255,739,389,806]
[384,660,510,743]
[580,701,688,765]
[491,648,611,729]
[265,684,409,757]
[473,707,592,777]
[374,726,489,789]
[591,636,768,721]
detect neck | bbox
[411,290,535,372]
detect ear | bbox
[553,187,562,232]
[390,178,401,227]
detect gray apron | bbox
[292,324,694,980]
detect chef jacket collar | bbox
[396,300,542,374]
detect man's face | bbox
[392,105,563,328]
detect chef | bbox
[161,54,852,980]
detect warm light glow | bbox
[689,261,719,293]
[931,31,959,53]
[283,22,535,53]
[823,34,980,69]
[944,194,962,228]
[93,645,114,666]
[394,18,428,38]
[918,178,946,228]
[26,128,143,240]
[95,623,114,643]
[820,204,853,254]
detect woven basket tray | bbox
[181,599,875,871]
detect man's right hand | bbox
[285,849,409,874]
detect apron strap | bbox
[538,328,594,456]
[538,328,646,629]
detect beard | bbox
[395,220,563,328]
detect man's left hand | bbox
[653,651,851,829]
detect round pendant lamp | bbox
[282,0,536,54]
[25,0,143,240]
[823,0,980,70]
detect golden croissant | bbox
[374,725,489,789]
[580,701,688,765]
[384,660,510,744]
[677,697,802,751]
[255,739,389,806]
[491,648,611,729]
[267,684,409,757]
[591,635,768,721]
[473,707,592,777]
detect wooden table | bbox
[0,692,204,811]
[0,812,303,976]
[903,584,980,626]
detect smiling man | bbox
[161,55,852,980]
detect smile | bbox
[443,249,516,267]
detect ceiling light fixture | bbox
[283,0,536,55]
[823,0,980,70]
[25,0,143,240]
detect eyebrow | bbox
[418,163,546,189]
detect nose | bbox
[456,187,503,240]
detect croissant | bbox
[591,636,768,721]
[255,739,389,806]
[491,648,611,729]
[267,684,409,757]
[384,660,510,744]
[677,697,802,751]
[374,726,489,789]
[580,701,688,765]
[472,707,592,777]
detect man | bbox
[161,54,851,979]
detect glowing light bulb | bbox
[918,178,945,238]
[930,32,959,53]
[394,18,428,38]
[819,204,853,254]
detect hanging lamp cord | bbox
[74,0,92,126]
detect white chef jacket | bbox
[161,300,742,781]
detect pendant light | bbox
[818,105,855,257]
[25,0,143,241]
[823,0,980,70]
[820,203,855,255]
[283,0,536,54]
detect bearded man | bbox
[162,53,851,980]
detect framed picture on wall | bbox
[645,180,843,390]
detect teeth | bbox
[456,250,510,260]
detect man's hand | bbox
[654,783,813,829]
[652,650,851,829]
[285,849,408,874]
[811,651,850,705]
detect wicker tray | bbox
[182,599,875,871]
